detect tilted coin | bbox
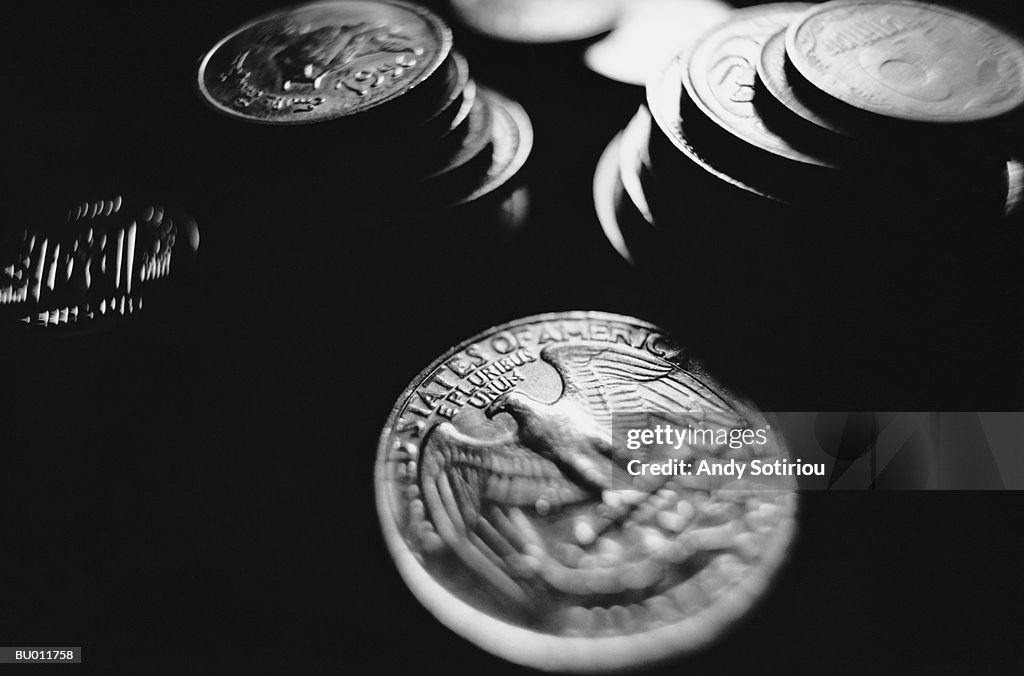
[376,312,798,671]
[489,186,532,240]
[617,108,657,230]
[683,3,837,170]
[786,0,1024,124]
[441,79,478,143]
[417,50,471,138]
[449,0,621,44]
[197,0,452,124]
[584,0,732,86]
[602,107,728,272]
[420,90,494,187]
[432,79,479,161]
[450,88,533,207]
[596,123,665,270]
[0,195,199,329]
[593,133,637,266]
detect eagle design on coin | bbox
[376,312,798,672]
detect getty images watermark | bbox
[611,411,1024,490]
[624,420,824,479]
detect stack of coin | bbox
[195,0,533,222]
[596,1,1024,274]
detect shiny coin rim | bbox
[442,79,479,142]
[617,108,658,229]
[421,90,494,182]
[450,88,533,206]
[593,134,637,266]
[757,28,858,139]
[418,51,471,133]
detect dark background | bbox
[2,0,1023,672]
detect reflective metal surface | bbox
[376,311,797,672]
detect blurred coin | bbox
[451,88,533,206]
[1005,157,1024,217]
[593,132,636,265]
[197,0,452,125]
[418,51,472,138]
[420,92,494,191]
[595,118,668,269]
[449,0,620,43]
[617,107,657,229]
[435,79,479,155]
[491,186,532,240]
[786,0,1024,124]
[683,3,836,172]
[415,78,480,169]
[610,117,669,268]
[376,311,797,671]
[584,0,733,86]
[444,79,478,138]
[0,195,199,330]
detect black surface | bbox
[2,1,1023,673]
